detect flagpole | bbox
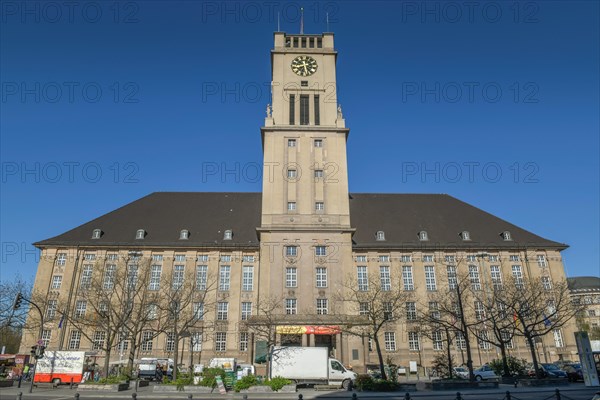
[300,7,304,34]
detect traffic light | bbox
[35,345,45,359]
[30,345,37,355]
[13,293,23,310]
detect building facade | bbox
[21,32,579,371]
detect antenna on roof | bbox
[326,12,329,32]
[277,12,280,31]
[300,7,304,34]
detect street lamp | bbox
[13,292,45,393]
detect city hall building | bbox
[21,32,578,371]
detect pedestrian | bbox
[155,363,163,381]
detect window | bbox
[445,255,456,263]
[401,255,412,263]
[478,331,491,349]
[537,255,547,267]
[512,265,524,289]
[316,299,328,315]
[146,303,158,320]
[80,265,93,289]
[243,255,255,262]
[300,94,309,125]
[103,265,116,290]
[466,255,477,262]
[432,330,443,350]
[165,332,175,352]
[286,299,297,315]
[286,267,297,288]
[314,95,320,125]
[287,169,297,179]
[196,265,208,290]
[178,229,189,240]
[136,229,145,239]
[193,302,204,320]
[288,139,296,147]
[241,302,252,320]
[359,303,369,315]
[488,255,499,262]
[217,302,229,320]
[501,330,514,349]
[383,302,393,320]
[68,330,81,350]
[314,139,323,147]
[51,275,62,289]
[197,254,209,262]
[406,302,417,320]
[242,266,254,291]
[219,265,231,291]
[461,231,471,240]
[223,230,232,240]
[469,265,481,290]
[376,231,385,241]
[447,266,457,290]
[106,253,119,261]
[588,309,597,317]
[215,332,227,352]
[423,255,434,262]
[380,266,391,291]
[314,169,324,179]
[92,331,106,350]
[541,276,552,290]
[287,202,296,211]
[552,329,563,348]
[46,300,57,320]
[379,255,390,263]
[357,266,368,291]
[315,202,324,211]
[490,265,502,290]
[239,332,249,351]
[127,264,138,289]
[419,231,428,241]
[509,255,520,262]
[41,330,51,347]
[455,331,466,350]
[285,245,298,257]
[355,255,367,262]
[425,266,437,291]
[174,254,186,262]
[402,266,414,290]
[172,265,185,290]
[191,332,202,351]
[408,332,420,351]
[141,331,153,351]
[384,332,396,351]
[474,301,486,320]
[149,265,162,290]
[289,94,295,125]
[316,267,327,288]
[56,252,67,266]
[429,301,441,320]
[74,300,87,319]
[502,231,512,241]
[315,246,327,256]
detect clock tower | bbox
[259,32,354,327]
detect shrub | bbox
[266,376,292,391]
[93,375,129,385]
[354,374,374,391]
[198,367,226,388]
[489,356,528,376]
[234,375,259,392]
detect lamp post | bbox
[13,293,45,393]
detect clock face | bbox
[291,56,318,77]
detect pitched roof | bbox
[35,192,567,250]
[567,277,600,291]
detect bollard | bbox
[506,390,512,400]
[456,392,463,400]
[555,389,561,400]
[243,395,248,400]
[514,379,518,388]
[17,375,22,389]
[132,393,137,399]
[16,392,23,400]
[70,377,74,389]
[188,394,193,399]
[298,394,303,400]
[74,393,80,399]
[352,393,358,400]
[405,392,411,400]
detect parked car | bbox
[528,363,567,378]
[453,367,469,379]
[561,363,582,382]
[473,365,499,381]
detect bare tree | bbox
[0,275,32,353]
[498,277,582,379]
[332,271,409,380]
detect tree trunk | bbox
[446,329,453,379]
[455,284,474,381]
[373,335,387,380]
[499,341,510,377]
[525,334,542,379]
[173,331,179,381]
[103,348,111,378]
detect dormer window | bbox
[461,231,471,241]
[501,231,512,241]
[418,231,429,241]
[91,229,102,239]
[376,231,386,241]
[179,230,189,240]
[223,230,232,240]
[135,229,146,240]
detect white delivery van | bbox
[270,346,357,389]
[137,358,173,381]
[34,351,86,384]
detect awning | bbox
[275,325,341,335]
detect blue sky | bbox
[1,1,598,283]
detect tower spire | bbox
[300,7,304,34]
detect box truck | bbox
[270,346,357,389]
[34,351,86,384]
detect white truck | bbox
[270,346,357,389]
[34,351,86,384]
